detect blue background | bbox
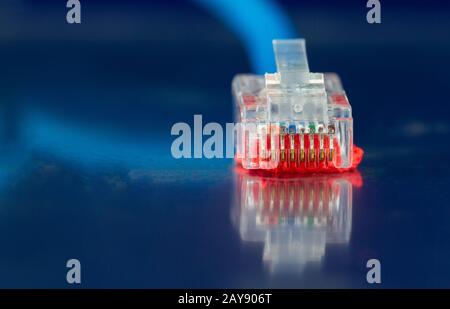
[0,0,450,288]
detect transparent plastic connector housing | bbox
[233,39,354,172]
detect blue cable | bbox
[0,0,298,183]
[193,0,297,74]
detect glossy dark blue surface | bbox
[1,0,450,288]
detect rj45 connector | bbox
[232,39,362,172]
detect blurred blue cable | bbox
[193,0,297,74]
[0,1,298,180]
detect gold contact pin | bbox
[270,125,277,161]
[318,126,325,161]
[299,128,305,162]
[309,124,315,162]
[327,124,335,163]
[289,125,296,162]
[280,125,286,162]
[309,149,315,161]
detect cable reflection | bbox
[232,170,362,273]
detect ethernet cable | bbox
[232,39,363,173]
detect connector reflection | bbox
[232,170,362,273]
